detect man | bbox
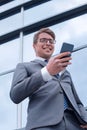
[10,28,87,130]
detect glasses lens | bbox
[39,38,55,44]
[40,38,46,43]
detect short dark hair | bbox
[33,28,55,44]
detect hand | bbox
[46,52,72,75]
[80,125,87,129]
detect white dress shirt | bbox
[35,56,65,82]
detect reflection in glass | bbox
[50,14,87,55]
[23,33,36,62]
[0,73,16,130]
[0,13,21,35]
[24,0,87,26]
[22,99,28,128]
[0,38,20,73]
[1,0,30,12]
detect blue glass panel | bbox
[0,13,21,35]
[0,73,17,130]
[23,33,36,62]
[24,0,87,25]
[0,38,20,73]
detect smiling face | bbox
[33,32,55,60]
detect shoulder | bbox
[16,60,36,68]
[15,60,43,73]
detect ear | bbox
[33,43,35,49]
[33,43,36,51]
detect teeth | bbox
[43,47,52,51]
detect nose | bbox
[46,40,50,45]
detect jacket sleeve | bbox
[10,63,45,104]
[70,75,87,122]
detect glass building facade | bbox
[0,0,87,130]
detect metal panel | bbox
[0,0,14,6]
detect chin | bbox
[45,54,52,59]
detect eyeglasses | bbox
[38,38,56,44]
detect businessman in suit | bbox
[10,28,87,130]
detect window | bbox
[0,73,16,130]
[0,38,20,73]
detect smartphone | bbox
[60,42,74,57]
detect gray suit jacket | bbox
[10,59,87,130]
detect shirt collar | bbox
[35,56,46,61]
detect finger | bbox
[80,125,87,128]
[62,61,72,67]
[60,57,72,63]
[55,52,71,59]
[57,61,71,69]
[53,57,72,66]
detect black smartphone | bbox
[60,42,74,57]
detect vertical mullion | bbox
[17,2,24,129]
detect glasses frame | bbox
[38,38,56,44]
